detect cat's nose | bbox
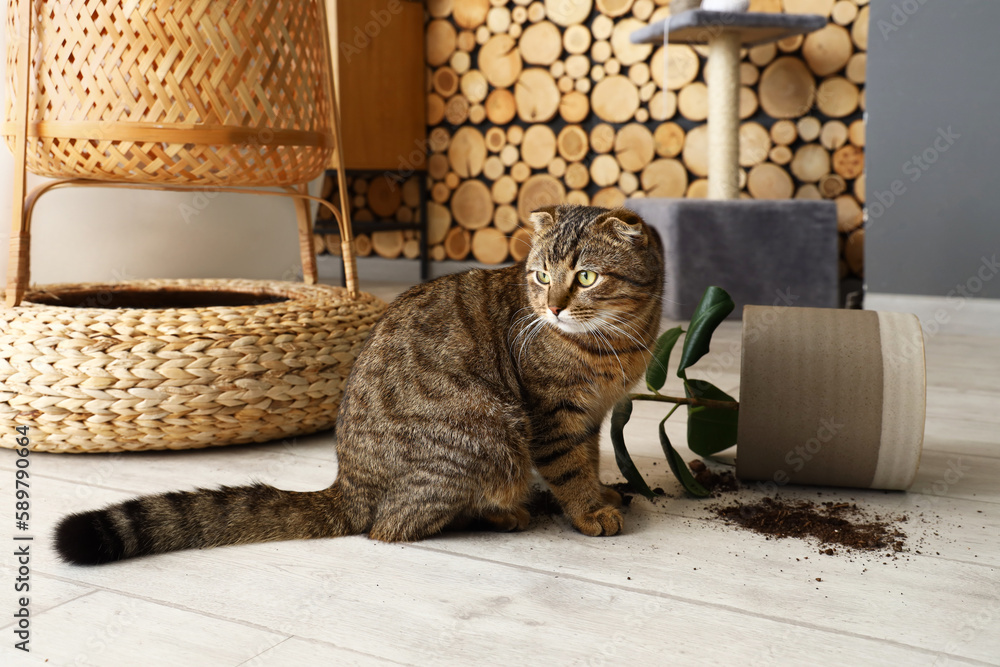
[549,306,562,316]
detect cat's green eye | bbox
[535,271,551,285]
[576,270,598,287]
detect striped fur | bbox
[54,205,664,563]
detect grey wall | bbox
[866,0,1000,299]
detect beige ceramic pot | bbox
[736,306,926,491]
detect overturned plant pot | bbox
[737,306,926,491]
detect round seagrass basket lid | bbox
[0,279,387,453]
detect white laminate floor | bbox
[1,283,997,666]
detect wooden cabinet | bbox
[326,0,427,171]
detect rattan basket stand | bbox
[4,0,359,306]
[1,0,389,452]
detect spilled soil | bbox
[689,459,739,494]
[534,460,912,557]
[711,497,908,555]
[612,460,911,557]
[684,460,910,555]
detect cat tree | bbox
[628,9,838,319]
[632,9,826,199]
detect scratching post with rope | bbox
[632,8,827,200]
[627,9,840,321]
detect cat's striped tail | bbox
[54,483,355,565]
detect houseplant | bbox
[612,286,738,498]
[612,286,927,496]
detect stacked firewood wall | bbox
[314,173,427,260]
[319,0,867,280]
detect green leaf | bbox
[685,379,739,457]
[676,286,735,377]
[610,399,659,500]
[645,326,684,391]
[658,417,710,497]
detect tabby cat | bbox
[55,205,664,564]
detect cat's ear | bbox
[529,208,556,234]
[607,216,647,247]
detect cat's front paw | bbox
[572,505,623,536]
[601,485,623,508]
[483,506,531,532]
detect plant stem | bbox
[630,393,739,411]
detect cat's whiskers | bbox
[525,317,550,366]
[516,316,548,369]
[603,312,658,352]
[602,313,653,350]
[603,319,651,351]
[508,311,535,336]
[584,319,628,390]
[509,305,535,320]
[602,308,645,332]
[507,306,539,352]
[510,317,538,363]
[598,315,664,386]
[659,294,686,307]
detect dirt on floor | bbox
[535,460,911,558]
[690,459,740,494]
[610,460,911,557]
[710,497,908,555]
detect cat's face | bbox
[524,205,663,335]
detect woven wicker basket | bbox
[1,279,387,453]
[0,0,383,453]
[3,0,333,185]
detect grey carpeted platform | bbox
[625,198,838,320]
